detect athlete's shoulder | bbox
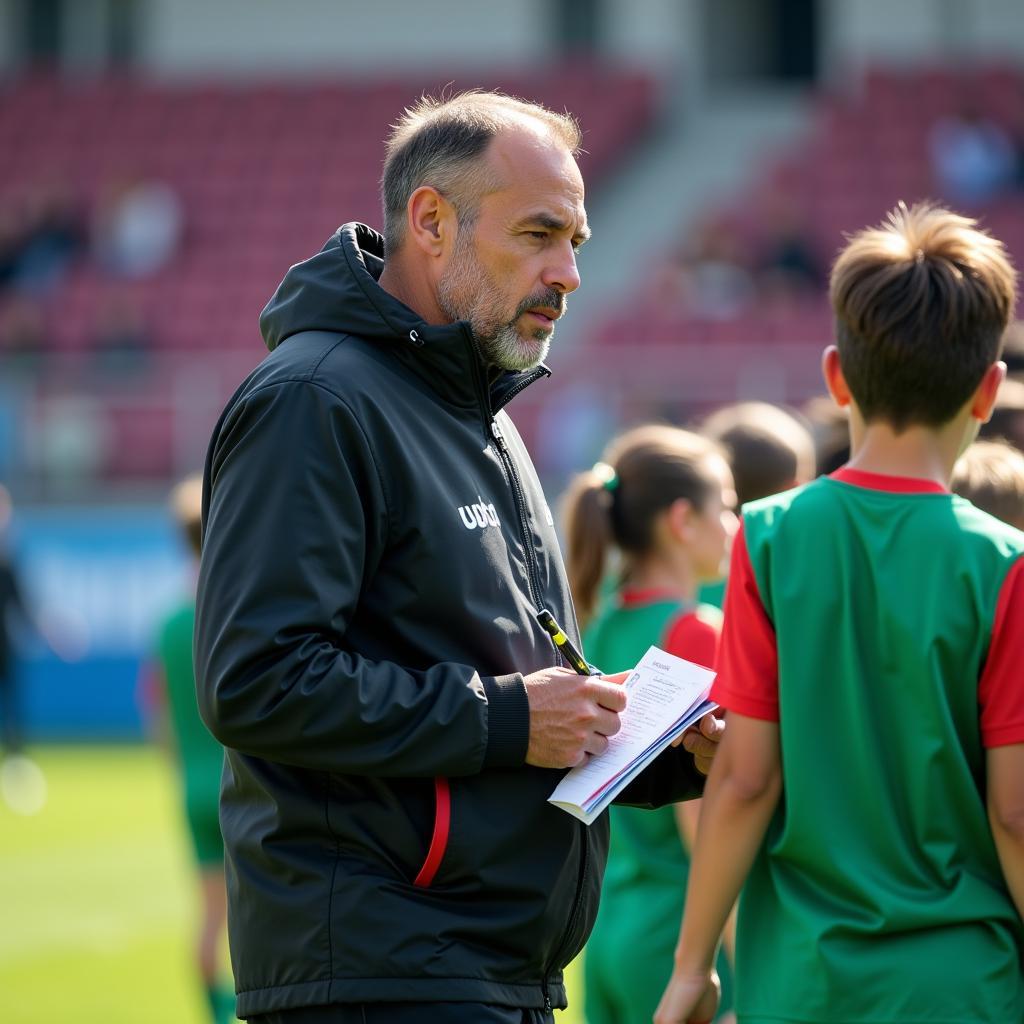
[663,605,722,670]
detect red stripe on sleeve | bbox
[979,556,1024,748]
[710,524,780,721]
[663,610,720,671]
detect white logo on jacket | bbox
[457,498,500,530]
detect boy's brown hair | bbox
[700,401,815,506]
[952,439,1024,530]
[170,473,203,558]
[830,202,1017,432]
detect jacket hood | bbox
[261,223,429,352]
[259,222,550,412]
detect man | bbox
[195,91,721,1024]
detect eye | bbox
[527,231,548,240]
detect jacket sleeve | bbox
[612,744,707,808]
[194,379,529,778]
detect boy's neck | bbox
[846,416,972,488]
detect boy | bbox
[656,202,1024,1024]
[147,474,235,1024]
[697,402,816,608]
[699,401,816,508]
[953,439,1024,530]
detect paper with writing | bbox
[548,645,716,825]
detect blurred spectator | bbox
[89,292,153,376]
[5,181,85,296]
[0,483,47,815]
[980,376,1024,451]
[756,195,824,299]
[0,296,47,376]
[93,177,184,278]
[0,204,24,291]
[801,393,849,475]
[929,104,1016,206]
[31,396,110,493]
[952,439,1024,530]
[1002,320,1024,377]
[655,216,756,319]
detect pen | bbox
[535,609,598,676]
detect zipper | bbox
[542,820,590,1004]
[460,327,587,1007]
[461,325,549,626]
[490,418,546,617]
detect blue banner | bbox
[7,505,192,740]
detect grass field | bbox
[0,745,584,1024]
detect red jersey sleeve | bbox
[979,555,1024,748]
[662,609,720,671]
[710,523,780,721]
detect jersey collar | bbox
[830,466,949,494]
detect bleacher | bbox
[593,63,1024,351]
[0,66,655,479]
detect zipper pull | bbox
[490,419,508,449]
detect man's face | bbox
[437,127,588,372]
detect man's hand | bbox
[675,711,725,775]
[523,668,629,769]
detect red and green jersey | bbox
[713,467,1024,1024]
[585,589,719,887]
[583,589,731,1023]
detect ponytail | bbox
[561,464,617,629]
[560,425,725,628]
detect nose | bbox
[542,240,581,296]
[723,509,740,537]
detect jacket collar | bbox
[260,222,550,414]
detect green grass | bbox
[0,745,584,1024]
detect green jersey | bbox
[713,467,1024,1024]
[156,600,224,810]
[583,589,731,1024]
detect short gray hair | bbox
[381,90,582,258]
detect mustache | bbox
[514,289,566,320]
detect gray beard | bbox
[477,321,551,372]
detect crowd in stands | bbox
[0,67,655,488]
[1,64,1023,488]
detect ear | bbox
[822,345,852,408]
[970,361,1006,422]
[664,497,696,544]
[406,186,457,257]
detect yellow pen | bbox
[535,608,598,676]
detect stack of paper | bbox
[548,645,717,825]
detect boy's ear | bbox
[821,346,852,408]
[406,186,456,257]
[970,361,1006,422]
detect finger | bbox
[699,712,725,740]
[682,733,717,759]
[571,750,590,768]
[592,707,622,738]
[583,732,609,757]
[587,680,628,713]
[693,753,714,776]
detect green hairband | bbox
[592,461,619,493]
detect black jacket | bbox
[194,223,705,1017]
